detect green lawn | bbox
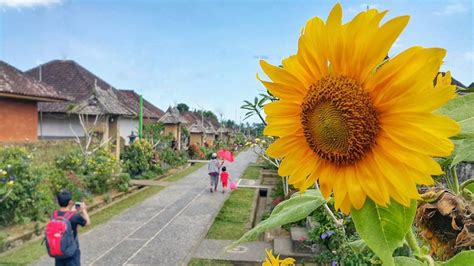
[206,188,256,240]
[163,163,205,182]
[188,259,232,266]
[241,163,261,180]
[0,186,164,265]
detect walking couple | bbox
[207,153,232,193]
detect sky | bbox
[0,0,472,123]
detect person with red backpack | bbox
[45,190,91,266]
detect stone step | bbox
[273,237,314,261]
[290,226,313,254]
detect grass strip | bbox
[241,163,261,180]
[188,258,233,266]
[0,186,164,265]
[164,163,205,182]
[206,188,256,240]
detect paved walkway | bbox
[34,149,257,266]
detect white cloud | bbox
[434,2,469,16]
[0,0,62,9]
[464,51,474,61]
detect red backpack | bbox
[45,211,78,258]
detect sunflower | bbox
[260,4,459,213]
[262,249,295,266]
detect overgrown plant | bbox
[122,139,160,177]
[0,147,55,225]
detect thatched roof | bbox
[159,106,187,124]
[188,123,206,134]
[0,60,67,102]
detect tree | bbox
[203,110,218,121]
[177,103,189,113]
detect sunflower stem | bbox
[405,228,422,258]
[314,182,345,233]
[450,167,460,194]
[460,179,474,192]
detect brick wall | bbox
[0,97,38,142]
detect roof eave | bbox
[0,92,66,102]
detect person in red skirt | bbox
[220,166,232,193]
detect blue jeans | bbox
[55,249,81,266]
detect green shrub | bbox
[308,203,377,265]
[121,140,161,177]
[159,148,188,167]
[112,173,131,192]
[0,147,55,225]
[83,148,117,193]
[55,149,83,172]
[41,166,83,201]
[200,146,216,160]
[56,147,118,194]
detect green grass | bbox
[164,163,205,182]
[206,188,256,240]
[188,258,232,266]
[0,186,164,265]
[241,163,261,180]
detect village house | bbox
[26,60,163,148]
[187,122,206,147]
[0,61,67,142]
[158,107,187,150]
[181,110,222,147]
[117,90,164,144]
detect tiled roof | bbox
[182,111,220,131]
[118,90,164,119]
[182,111,202,127]
[26,60,133,115]
[0,61,67,101]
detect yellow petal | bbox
[266,135,304,158]
[260,60,304,88]
[282,55,313,88]
[325,3,344,73]
[355,156,390,207]
[298,16,328,79]
[381,126,454,157]
[381,112,460,139]
[345,167,367,210]
[332,167,348,211]
[376,135,444,176]
[257,75,306,102]
[264,100,301,117]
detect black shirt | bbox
[56,211,87,239]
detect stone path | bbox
[34,149,257,266]
[193,239,272,263]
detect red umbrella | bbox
[217,149,234,162]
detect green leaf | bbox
[440,250,474,265]
[394,257,426,266]
[349,239,368,253]
[233,189,325,245]
[352,199,417,266]
[435,93,474,122]
[456,117,474,139]
[451,138,474,166]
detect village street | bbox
[34,149,257,266]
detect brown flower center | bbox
[301,75,379,165]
